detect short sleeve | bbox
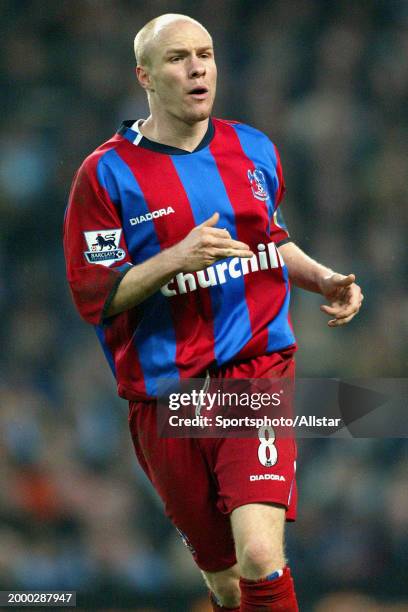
[269,144,291,246]
[63,157,132,325]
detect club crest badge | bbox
[83,229,126,267]
[247,168,269,201]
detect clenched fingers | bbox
[321,284,364,323]
[328,313,358,327]
[324,296,364,326]
[320,303,360,320]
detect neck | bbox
[139,111,209,152]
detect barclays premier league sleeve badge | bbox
[83,229,126,267]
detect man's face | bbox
[144,21,217,124]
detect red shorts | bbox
[128,350,297,573]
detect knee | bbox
[239,539,285,580]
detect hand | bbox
[319,273,364,327]
[170,212,254,272]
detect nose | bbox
[188,54,206,79]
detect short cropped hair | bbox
[134,13,211,66]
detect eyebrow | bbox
[164,45,213,56]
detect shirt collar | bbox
[118,118,215,155]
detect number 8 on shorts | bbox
[257,425,278,467]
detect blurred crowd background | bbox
[1,0,407,610]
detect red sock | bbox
[209,591,240,611]
[239,566,298,611]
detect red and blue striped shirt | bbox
[63,118,296,400]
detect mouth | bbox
[187,86,209,99]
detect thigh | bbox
[213,435,297,520]
[211,352,297,520]
[128,400,237,573]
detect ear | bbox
[136,65,154,92]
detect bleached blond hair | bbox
[134,13,212,66]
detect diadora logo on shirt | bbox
[129,206,175,225]
[161,242,284,297]
[248,168,269,201]
[83,229,126,267]
[250,474,286,482]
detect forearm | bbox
[106,248,181,316]
[278,241,333,294]
[105,212,253,317]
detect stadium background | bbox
[1,1,407,610]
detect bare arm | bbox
[278,241,334,293]
[278,241,364,327]
[106,212,253,317]
[105,250,183,317]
